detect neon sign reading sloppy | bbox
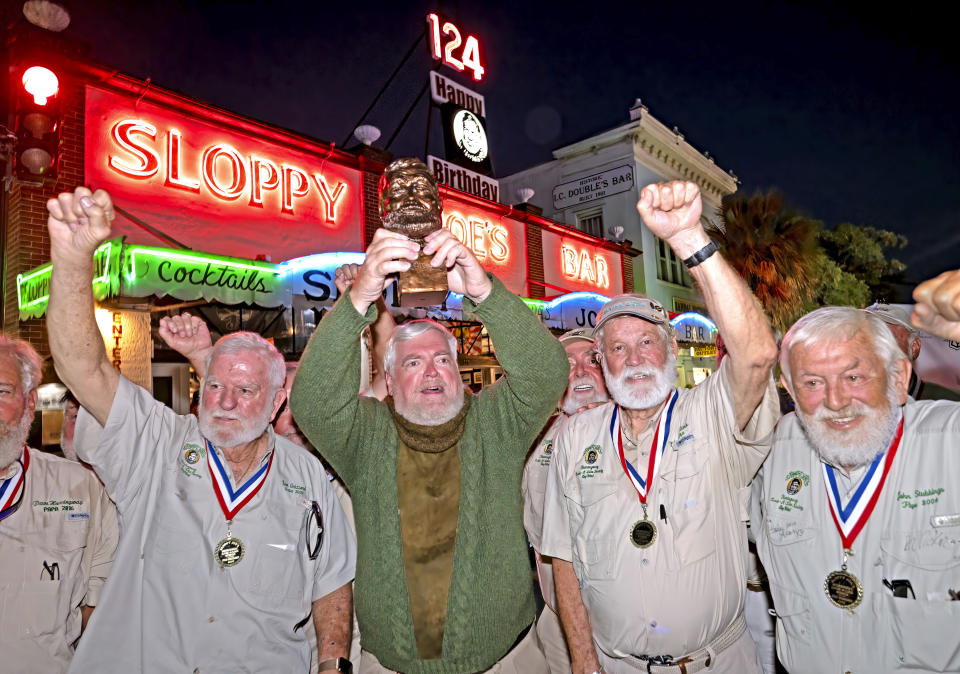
[561,243,610,289]
[443,211,509,263]
[426,13,485,81]
[108,119,347,220]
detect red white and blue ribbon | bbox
[822,416,903,550]
[0,447,28,522]
[207,441,273,521]
[612,389,678,504]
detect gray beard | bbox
[561,377,609,415]
[795,383,902,469]
[60,433,77,462]
[0,409,33,471]
[394,386,466,426]
[197,389,273,450]
[603,352,678,411]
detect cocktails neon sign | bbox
[108,120,347,220]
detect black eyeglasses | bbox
[304,500,324,560]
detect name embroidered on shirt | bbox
[897,487,945,509]
[283,480,306,496]
[32,498,84,512]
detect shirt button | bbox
[208,616,215,622]
[641,558,649,566]
[650,621,657,628]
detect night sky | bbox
[34,0,960,285]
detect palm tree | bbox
[715,191,821,332]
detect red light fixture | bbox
[22,66,59,105]
[14,65,63,181]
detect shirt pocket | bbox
[879,534,960,671]
[3,525,87,641]
[569,480,620,581]
[243,508,311,611]
[667,442,717,565]
[768,581,812,666]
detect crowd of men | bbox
[1,172,959,673]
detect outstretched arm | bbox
[638,182,777,429]
[913,269,960,341]
[158,312,213,376]
[47,187,119,425]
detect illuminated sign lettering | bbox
[426,13,485,81]
[540,229,623,295]
[86,86,363,261]
[443,211,510,263]
[561,243,611,289]
[107,119,347,220]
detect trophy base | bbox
[398,255,449,308]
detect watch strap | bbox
[682,240,718,269]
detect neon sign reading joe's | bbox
[107,119,348,221]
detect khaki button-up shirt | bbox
[0,448,118,674]
[71,376,356,673]
[522,412,569,610]
[753,398,960,674]
[542,361,778,662]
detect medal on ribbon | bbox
[612,390,678,548]
[0,447,28,523]
[821,417,903,609]
[206,440,273,567]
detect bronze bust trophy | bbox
[378,158,449,307]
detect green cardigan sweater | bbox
[291,276,568,673]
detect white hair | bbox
[0,334,43,395]
[780,306,907,388]
[384,320,459,377]
[204,332,286,390]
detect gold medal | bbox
[214,536,245,567]
[824,569,863,609]
[630,519,657,548]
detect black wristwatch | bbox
[318,657,352,673]
[682,240,719,269]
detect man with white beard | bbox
[59,390,80,461]
[522,328,608,673]
[752,301,960,673]
[44,186,356,673]
[541,181,780,674]
[0,335,118,673]
[291,222,568,673]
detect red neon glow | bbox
[425,13,484,81]
[427,14,442,60]
[106,119,349,219]
[109,120,159,178]
[165,129,200,192]
[87,85,363,260]
[281,165,309,215]
[561,243,611,289]
[249,156,279,207]
[443,211,510,264]
[202,144,246,200]
[22,66,59,105]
